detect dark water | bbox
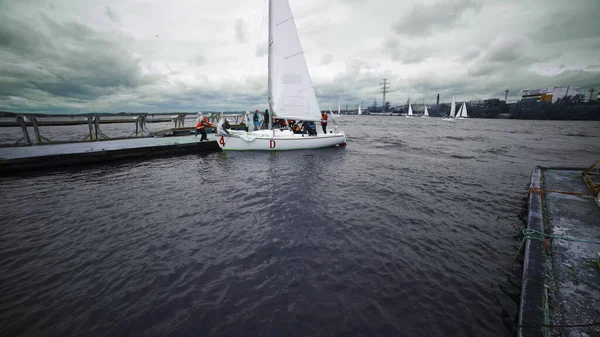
[1,117,599,337]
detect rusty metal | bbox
[582,159,600,196]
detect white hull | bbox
[216,129,346,151]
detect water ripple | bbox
[1,118,599,336]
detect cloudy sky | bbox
[1,0,599,113]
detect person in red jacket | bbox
[195,112,214,141]
[321,111,328,134]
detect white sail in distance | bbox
[461,102,468,117]
[449,96,456,118]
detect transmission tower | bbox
[380,78,389,111]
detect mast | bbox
[267,0,273,131]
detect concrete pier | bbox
[0,136,221,174]
[519,163,600,337]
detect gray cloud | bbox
[235,18,247,44]
[320,53,333,65]
[533,0,600,43]
[383,37,432,64]
[392,0,483,37]
[194,54,207,65]
[0,0,599,113]
[105,6,119,23]
[486,33,531,62]
[0,8,157,109]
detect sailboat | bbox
[358,105,362,115]
[422,104,429,118]
[406,103,413,118]
[442,96,457,121]
[456,103,464,119]
[457,102,468,119]
[335,101,342,117]
[216,0,346,151]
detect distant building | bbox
[522,86,581,103]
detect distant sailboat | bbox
[358,105,362,115]
[422,104,429,118]
[458,102,468,118]
[443,96,457,121]
[406,103,413,117]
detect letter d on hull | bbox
[269,139,276,149]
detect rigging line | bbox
[244,0,268,87]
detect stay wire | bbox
[244,0,268,87]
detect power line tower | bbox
[504,89,509,102]
[589,88,596,102]
[380,78,389,111]
[436,93,439,105]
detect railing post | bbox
[28,115,42,144]
[17,116,31,145]
[94,116,100,140]
[87,117,94,140]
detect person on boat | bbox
[321,111,328,134]
[302,121,317,136]
[309,121,317,136]
[244,111,251,132]
[253,110,260,131]
[292,121,303,134]
[262,109,270,129]
[217,118,231,135]
[195,113,214,141]
[194,111,203,125]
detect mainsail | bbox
[461,102,468,117]
[408,103,413,116]
[449,96,456,118]
[424,105,429,116]
[268,0,321,122]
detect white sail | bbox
[424,105,429,116]
[449,96,456,118]
[457,103,463,118]
[358,105,362,115]
[269,0,321,122]
[408,104,413,116]
[461,102,468,117]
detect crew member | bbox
[195,112,214,141]
[263,109,270,129]
[217,118,231,135]
[321,111,328,134]
[244,111,251,131]
[253,110,260,131]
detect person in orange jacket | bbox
[195,112,214,141]
[321,111,328,134]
